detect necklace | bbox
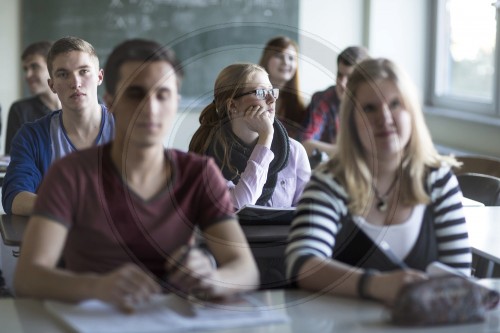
[372,176,399,212]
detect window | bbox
[430,0,499,116]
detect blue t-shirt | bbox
[2,105,115,214]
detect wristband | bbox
[357,269,377,300]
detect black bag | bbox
[390,275,500,326]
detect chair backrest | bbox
[456,173,500,206]
[454,155,500,179]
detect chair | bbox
[454,155,500,179]
[456,173,500,206]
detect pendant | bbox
[377,200,388,212]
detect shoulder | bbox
[311,86,335,98]
[168,149,215,171]
[15,110,60,137]
[426,165,455,187]
[289,138,308,157]
[307,166,348,199]
[425,165,462,203]
[9,96,40,108]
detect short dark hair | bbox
[104,39,183,95]
[337,46,370,67]
[21,41,53,61]
[47,36,99,77]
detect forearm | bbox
[296,256,362,298]
[215,255,260,294]
[302,140,337,157]
[12,192,37,216]
[202,220,260,295]
[228,145,274,209]
[15,264,100,303]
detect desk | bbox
[0,288,497,333]
[464,206,500,277]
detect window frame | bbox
[427,0,500,119]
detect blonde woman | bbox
[285,58,471,305]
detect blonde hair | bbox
[189,63,267,174]
[329,58,458,214]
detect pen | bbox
[379,241,409,269]
[167,245,193,275]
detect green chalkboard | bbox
[22,0,299,102]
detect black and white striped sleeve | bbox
[285,170,349,280]
[428,166,472,276]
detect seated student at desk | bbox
[285,58,472,305]
[2,36,114,216]
[5,41,61,155]
[189,63,311,209]
[14,39,259,311]
[258,36,306,141]
[301,46,369,160]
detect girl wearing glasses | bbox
[189,63,311,210]
[259,36,306,141]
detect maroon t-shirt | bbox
[34,144,235,279]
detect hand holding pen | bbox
[165,245,219,300]
[94,263,161,314]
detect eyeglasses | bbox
[234,88,279,100]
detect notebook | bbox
[44,293,288,333]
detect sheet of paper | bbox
[44,294,288,333]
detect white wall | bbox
[298,0,365,100]
[0,0,21,154]
[367,0,428,100]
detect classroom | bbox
[0,0,500,332]
[1,0,499,156]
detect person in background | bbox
[2,36,114,216]
[302,46,370,161]
[5,41,62,154]
[286,58,471,305]
[259,36,306,140]
[14,39,258,311]
[189,63,311,210]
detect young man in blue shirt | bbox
[2,36,114,216]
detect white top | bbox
[353,204,426,260]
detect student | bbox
[2,36,114,216]
[259,36,306,141]
[302,46,370,159]
[285,58,471,305]
[189,63,311,210]
[14,39,259,311]
[5,41,61,154]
